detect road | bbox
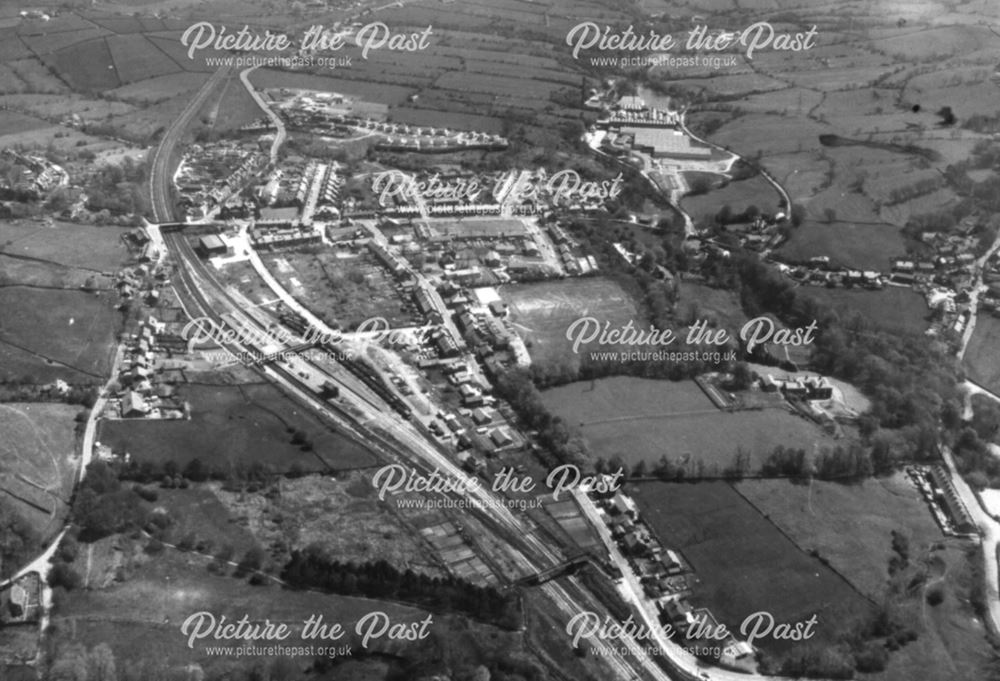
[940,444,1000,636]
[239,65,286,166]
[677,109,791,215]
[957,231,1000,361]
[0,344,125,646]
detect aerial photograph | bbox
[1,0,1000,679]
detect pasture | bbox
[965,315,1000,395]
[541,377,836,471]
[735,475,942,599]
[779,220,906,270]
[97,383,378,474]
[0,288,119,380]
[801,286,929,336]
[631,481,873,655]
[680,174,781,222]
[0,402,80,543]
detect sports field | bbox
[503,277,641,366]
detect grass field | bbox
[780,220,906,271]
[735,475,942,599]
[50,549,430,667]
[681,174,781,223]
[0,402,80,552]
[0,221,130,271]
[631,481,873,655]
[541,377,836,471]
[502,277,642,366]
[736,476,992,681]
[0,288,119,381]
[964,315,1000,395]
[97,383,377,474]
[801,286,929,336]
[675,282,746,332]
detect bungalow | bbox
[661,597,696,628]
[472,407,493,425]
[662,549,684,575]
[489,427,514,448]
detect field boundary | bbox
[728,481,879,607]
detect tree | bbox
[789,202,806,227]
[88,643,118,681]
[48,643,90,681]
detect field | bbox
[674,281,746,332]
[0,288,119,381]
[631,481,873,655]
[541,377,836,471]
[736,476,942,599]
[780,221,907,271]
[736,477,992,681]
[801,286,929,336]
[680,174,781,223]
[262,250,422,331]
[964,315,1000,395]
[49,549,431,669]
[502,277,642,366]
[97,383,377,474]
[0,403,80,547]
[0,221,131,271]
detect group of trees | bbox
[71,461,148,542]
[84,157,147,217]
[0,497,38,581]
[282,546,521,630]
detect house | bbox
[472,408,493,425]
[489,427,514,448]
[804,376,833,400]
[489,300,508,317]
[782,379,808,399]
[459,383,484,406]
[622,531,649,557]
[760,374,779,392]
[435,330,460,357]
[662,549,684,575]
[661,597,696,628]
[611,493,638,518]
[120,390,150,417]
